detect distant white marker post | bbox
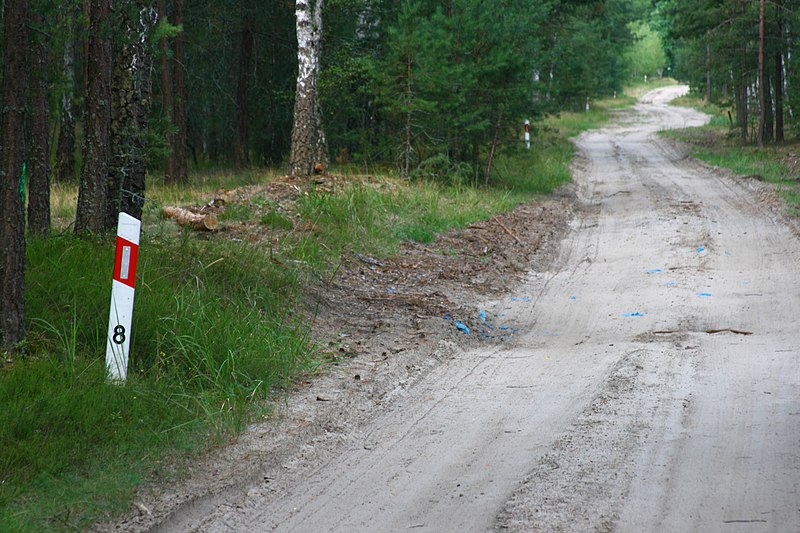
[106,213,141,383]
[524,119,531,150]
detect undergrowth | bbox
[0,89,636,530]
[2,236,312,531]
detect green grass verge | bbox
[1,96,633,530]
[2,236,313,531]
[663,93,800,211]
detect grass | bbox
[1,93,638,530]
[542,79,676,138]
[2,235,313,531]
[663,92,800,211]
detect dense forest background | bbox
[4,0,800,349]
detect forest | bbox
[0,0,667,351]
[3,0,800,528]
[0,0,799,350]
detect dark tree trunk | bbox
[757,0,766,147]
[172,0,188,182]
[27,6,51,234]
[705,43,712,102]
[484,107,504,185]
[775,0,784,142]
[403,51,413,178]
[159,0,178,184]
[108,0,157,225]
[55,5,77,183]
[735,79,748,143]
[0,0,30,351]
[235,1,254,169]
[75,0,113,234]
[764,70,773,144]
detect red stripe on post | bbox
[113,236,139,289]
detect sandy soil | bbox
[109,86,800,532]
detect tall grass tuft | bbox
[2,234,313,530]
[2,88,632,530]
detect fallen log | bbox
[162,206,219,231]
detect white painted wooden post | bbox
[106,213,141,383]
[524,119,531,150]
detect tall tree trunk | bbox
[484,107,504,185]
[108,0,157,225]
[159,0,177,184]
[775,0,784,142]
[55,4,77,183]
[172,0,188,182]
[403,52,413,179]
[764,69,773,143]
[75,0,113,234]
[0,0,30,351]
[311,0,328,169]
[735,77,748,143]
[27,6,51,234]
[757,0,766,147]
[290,0,327,177]
[235,1,254,169]
[705,43,712,102]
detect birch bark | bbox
[290,0,328,176]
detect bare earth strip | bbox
[130,86,800,532]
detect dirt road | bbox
[146,86,800,532]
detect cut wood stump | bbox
[162,206,219,231]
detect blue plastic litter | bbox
[479,310,488,322]
[645,268,662,273]
[622,312,645,317]
[500,326,510,330]
[696,292,713,297]
[569,296,577,300]
[512,296,532,302]
[697,246,706,253]
[455,321,471,335]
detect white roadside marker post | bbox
[524,119,531,150]
[106,213,141,384]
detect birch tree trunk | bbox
[311,1,328,169]
[290,0,328,177]
[0,0,30,350]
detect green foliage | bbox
[655,0,800,142]
[153,20,183,44]
[2,87,629,528]
[491,136,575,195]
[1,235,313,530]
[624,21,668,80]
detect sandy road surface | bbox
[154,86,800,532]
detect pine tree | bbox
[0,0,30,351]
[75,0,114,233]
